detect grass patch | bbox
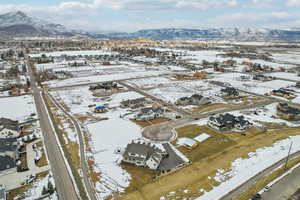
[120,125,300,200]
[175,125,237,162]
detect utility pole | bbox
[284,141,293,171]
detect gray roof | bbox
[0,155,16,172]
[0,138,18,152]
[123,141,163,161]
[0,118,19,132]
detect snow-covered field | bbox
[197,135,300,200]
[125,76,175,89]
[51,87,145,198]
[268,72,300,82]
[211,72,295,97]
[45,70,168,88]
[0,95,36,121]
[30,50,114,58]
[147,80,224,104]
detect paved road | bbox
[221,151,300,200]
[118,81,191,117]
[27,57,80,200]
[47,92,97,200]
[142,99,274,142]
[261,163,300,200]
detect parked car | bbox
[251,193,262,200]
[264,185,271,192]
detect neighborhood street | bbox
[27,57,80,200]
[261,163,300,200]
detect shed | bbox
[177,137,197,149]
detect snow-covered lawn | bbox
[52,88,145,199]
[197,135,300,200]
[0,95,36,121]
[24,173,57,200]
[268,72,300,82]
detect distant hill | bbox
[91,28,300,41]
[0,11,72,37]
[1,11,300,41]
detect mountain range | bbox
[0,11,300,41]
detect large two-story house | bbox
[208,113,252,131]
[0,137,18,176]
[134,107,165,121]
[122,140,167,170]
[176,94,211,106]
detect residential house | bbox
[0,118,19,139]
[272,89,296,99]
[208,113,252,131]
[0,184,5,200]
[120,97,146,109]
[277,103,300,121]
[0,138,18,176]
[89,81,118,91]
[220,87,239,98]
[176,94,211,106]
[134,107,165,121]
[122,140,167,170]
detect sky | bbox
[0,0,300,32]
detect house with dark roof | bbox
[120,97,146,109]
[0,118,19,139]
[277,103,300,121]
[208,113,252,131]
[220,87,239,98]
[134,107,165,121]
[271,89,296,99]
[122,140,167,170]
[176,94,211,106]
[0,138,18,176]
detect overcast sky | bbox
[0,0,300,32]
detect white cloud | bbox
[287,0,300,6]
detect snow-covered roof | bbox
[194,133,210,143]
[177,137,197,147]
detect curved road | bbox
[142,100,275,142]
[47,92,97,200]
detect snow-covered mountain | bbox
[0,11,299,41]
[0,11,71,37]
[92,28,300,41]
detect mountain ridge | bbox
[0,11,300,41]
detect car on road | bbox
[251,193,262,200]
[264,185,271,192]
